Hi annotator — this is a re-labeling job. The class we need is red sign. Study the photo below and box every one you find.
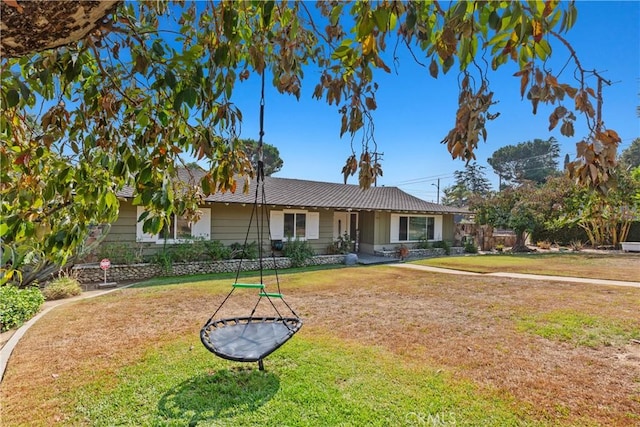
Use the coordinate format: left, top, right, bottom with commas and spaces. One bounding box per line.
100, 259, 111, 270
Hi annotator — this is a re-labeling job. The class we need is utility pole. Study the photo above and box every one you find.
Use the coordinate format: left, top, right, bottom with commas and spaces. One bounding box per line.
592, 70, 611, 133
432, 178, 440, 204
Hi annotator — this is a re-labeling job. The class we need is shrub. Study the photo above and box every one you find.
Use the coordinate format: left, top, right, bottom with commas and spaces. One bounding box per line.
431, 240, 451, 255
42, 275, 82, 300
531, 226, 588, 246
570, 240, 584, 252
0, 285, 45, 332
464, 241, 478, 254
283, 238, 315, 267
204, 240, 232, 260
415, 234, 431, 249
330, 233, 355, 254
96, 242, 143, 265
537, 241, 552, 250
171, 239, 208, 262
229, 241, 258, 259
151, 250, 173, 273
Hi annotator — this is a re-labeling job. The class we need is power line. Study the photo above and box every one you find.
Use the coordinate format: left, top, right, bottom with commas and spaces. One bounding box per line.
389, 173, 454, 186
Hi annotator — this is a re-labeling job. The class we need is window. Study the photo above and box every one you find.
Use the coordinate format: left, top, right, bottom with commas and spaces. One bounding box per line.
391, 214, 438, 242
408, 216, 428, 241
136, 206, 211, 243
284, 212, 306, 239
270, 210, 319, 240
159, 215, 197, 240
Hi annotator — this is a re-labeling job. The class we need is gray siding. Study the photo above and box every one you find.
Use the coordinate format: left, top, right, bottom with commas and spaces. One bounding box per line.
375, 212, 391, 247
102, 201, 457, 257
107, 201, 339, 256
442, 214, 454, 243
104, 202, 137, 243
210, 204, 257, 245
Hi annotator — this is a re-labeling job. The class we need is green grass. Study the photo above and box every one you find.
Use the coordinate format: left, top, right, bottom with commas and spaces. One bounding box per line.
413, 255, 531, 273
66, 335, 540, 426
516, 310, 640, 348
134, 263, 352, 288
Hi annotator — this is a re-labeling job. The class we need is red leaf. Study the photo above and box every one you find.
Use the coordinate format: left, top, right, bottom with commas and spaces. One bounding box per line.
14, 152, 29, 165
3, 0, 24, 13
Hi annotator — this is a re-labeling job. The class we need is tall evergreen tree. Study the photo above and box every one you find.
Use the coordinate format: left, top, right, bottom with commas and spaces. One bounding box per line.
442, 163, 492, 207
488, 138, 560, 187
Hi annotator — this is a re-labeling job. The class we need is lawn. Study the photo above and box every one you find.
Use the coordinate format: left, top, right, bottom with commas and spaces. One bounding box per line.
412, 252, 640, 282
1, 264, 639, 426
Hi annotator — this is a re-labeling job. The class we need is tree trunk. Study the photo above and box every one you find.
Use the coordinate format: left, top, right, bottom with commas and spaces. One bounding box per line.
1, 1, 120, 58
511, 230, 531, 252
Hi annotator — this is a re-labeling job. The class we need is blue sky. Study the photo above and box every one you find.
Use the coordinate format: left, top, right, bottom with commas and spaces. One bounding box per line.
195, 1, 640, 201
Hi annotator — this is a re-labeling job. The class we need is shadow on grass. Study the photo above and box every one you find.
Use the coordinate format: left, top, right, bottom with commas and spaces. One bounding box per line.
157, 368, 280, 425
133, 263, 352, 288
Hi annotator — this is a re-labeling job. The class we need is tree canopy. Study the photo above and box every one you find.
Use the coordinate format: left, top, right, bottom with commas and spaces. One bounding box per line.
442, 162, 492, 208
487, 137, 560, 187
241, 139, 283, 176
619, 138, 640, 170
0, 1, 623, 283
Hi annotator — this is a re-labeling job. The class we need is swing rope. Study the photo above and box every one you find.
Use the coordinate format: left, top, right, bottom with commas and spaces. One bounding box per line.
200, 70, 302, 369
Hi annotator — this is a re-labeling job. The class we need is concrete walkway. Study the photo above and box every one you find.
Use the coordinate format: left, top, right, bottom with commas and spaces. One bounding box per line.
0, 284, 135, 383
391, 263, 640, 288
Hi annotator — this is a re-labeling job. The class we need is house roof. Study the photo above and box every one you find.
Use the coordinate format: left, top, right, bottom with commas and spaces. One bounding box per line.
119, 169, 468, 215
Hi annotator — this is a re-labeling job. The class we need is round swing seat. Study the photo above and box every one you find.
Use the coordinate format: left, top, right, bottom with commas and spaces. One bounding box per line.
200, 316, 303, 363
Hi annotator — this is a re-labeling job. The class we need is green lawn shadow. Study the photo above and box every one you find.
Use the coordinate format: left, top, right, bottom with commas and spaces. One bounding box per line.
157, 368, 280, 424
133, 263, 352, 288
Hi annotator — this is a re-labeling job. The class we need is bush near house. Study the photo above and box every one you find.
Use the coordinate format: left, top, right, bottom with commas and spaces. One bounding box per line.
203, 240, 232, 260
431, 240, 451, 255
282, 238, 315, 267
327, 233, 355, 254
530, 225, 588, 247
95, 242, 144, 265
0, 285, 45, 332
228, 241, 258, 259
464, 241, 478, 253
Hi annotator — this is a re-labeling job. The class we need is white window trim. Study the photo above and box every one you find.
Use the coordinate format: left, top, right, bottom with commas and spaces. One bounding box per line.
270, 209, 320, 241
390, 214, 442, 243
284, 209, 308, 241
136, 207, 211, 244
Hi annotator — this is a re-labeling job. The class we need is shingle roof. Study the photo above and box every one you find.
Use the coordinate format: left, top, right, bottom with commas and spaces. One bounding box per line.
118, 169, 468, 214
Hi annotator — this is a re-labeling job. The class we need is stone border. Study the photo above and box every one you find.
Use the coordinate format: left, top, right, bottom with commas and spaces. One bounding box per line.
374, 247, 465, 258
72, 255, 347, 285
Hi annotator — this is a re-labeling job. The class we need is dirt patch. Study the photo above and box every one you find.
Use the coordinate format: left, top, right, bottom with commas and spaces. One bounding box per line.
289, 268, 640, 425
1, 267, 639, 425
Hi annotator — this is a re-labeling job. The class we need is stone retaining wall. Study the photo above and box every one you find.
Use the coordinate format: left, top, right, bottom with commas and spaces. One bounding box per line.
374, 247, 465, 258
73, 255, 346, 284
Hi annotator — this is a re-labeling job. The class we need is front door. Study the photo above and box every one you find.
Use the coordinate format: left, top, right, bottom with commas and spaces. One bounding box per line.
333, 212, 359, 247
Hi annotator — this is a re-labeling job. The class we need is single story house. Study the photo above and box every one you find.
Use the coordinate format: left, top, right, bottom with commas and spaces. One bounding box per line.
104, 171, 469, 257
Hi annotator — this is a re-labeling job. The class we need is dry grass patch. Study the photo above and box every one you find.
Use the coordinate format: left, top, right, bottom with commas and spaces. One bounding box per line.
1, 266, 639, 425
414, 253, 640, 281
